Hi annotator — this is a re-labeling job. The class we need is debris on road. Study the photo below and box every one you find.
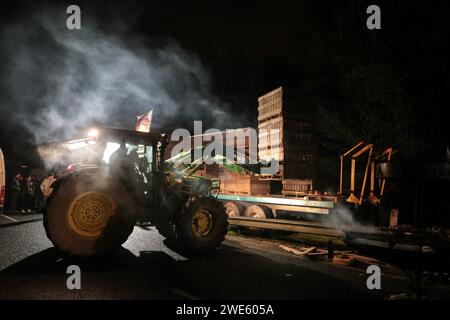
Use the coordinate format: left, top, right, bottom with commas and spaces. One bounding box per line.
279, 244, 317, 256
278, 243, 383, 268
386, 292, 421, 300
332, 253, 383, 266
332, 254, 356, 266
279, 244, 350, 258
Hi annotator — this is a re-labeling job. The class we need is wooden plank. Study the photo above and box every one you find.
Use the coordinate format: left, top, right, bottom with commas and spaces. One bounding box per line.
278, 246, 354, 258
279, 244, 304, 255
352, 254, 383, 265
279, 244, 317, 256
301, 246, 317, 255
332, 253, 383, 266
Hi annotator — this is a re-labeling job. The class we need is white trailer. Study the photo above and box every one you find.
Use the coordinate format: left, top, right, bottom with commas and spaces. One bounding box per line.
217, 192, 342, 236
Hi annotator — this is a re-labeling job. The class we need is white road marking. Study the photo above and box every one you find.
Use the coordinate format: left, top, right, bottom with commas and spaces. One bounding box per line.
162, 248, 188, 262
123, 226, 188, 261
0, 214, 18, 222
170, 288, 201, 300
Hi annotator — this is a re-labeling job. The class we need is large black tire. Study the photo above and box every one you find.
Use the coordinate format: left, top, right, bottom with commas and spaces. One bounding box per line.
241, 204, 274, 236
178, 197, 228, 253
44, 173, 137, 257
224, 201, 245, 217
244, 204, 274, 219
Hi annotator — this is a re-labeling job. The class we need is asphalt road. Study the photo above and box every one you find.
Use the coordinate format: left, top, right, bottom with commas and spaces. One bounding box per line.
0, 219, 410, 300
0, 212, 43, 226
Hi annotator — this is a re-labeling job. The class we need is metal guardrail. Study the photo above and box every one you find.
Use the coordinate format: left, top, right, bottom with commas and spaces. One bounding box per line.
228, 216, 344, 237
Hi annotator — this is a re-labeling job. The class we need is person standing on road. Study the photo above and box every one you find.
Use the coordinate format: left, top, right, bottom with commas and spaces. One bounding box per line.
31, 175, 40, 211
9, 173, 22, 212
40, 173, 55, 208
19, 175, 28, 214
25, 176, 36, 213
35, 175, 44, 212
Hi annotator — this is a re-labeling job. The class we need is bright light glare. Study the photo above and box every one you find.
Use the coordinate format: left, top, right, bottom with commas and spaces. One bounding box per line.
103, 142, 121, 164
64, 141, 89, 150
87, 128, 99, 138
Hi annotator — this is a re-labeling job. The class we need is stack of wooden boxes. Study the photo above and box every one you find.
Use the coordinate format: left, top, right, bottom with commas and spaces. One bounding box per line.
257, 86, 317, 191
282, 179, 314, 196
219, 168, 270, 195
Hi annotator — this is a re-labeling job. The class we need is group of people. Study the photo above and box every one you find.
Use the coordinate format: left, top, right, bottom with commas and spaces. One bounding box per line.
9, 172, 55, 214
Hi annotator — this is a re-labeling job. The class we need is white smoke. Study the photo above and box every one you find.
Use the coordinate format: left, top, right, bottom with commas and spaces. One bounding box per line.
0, 8, 240, 145
325, 203, 377, 233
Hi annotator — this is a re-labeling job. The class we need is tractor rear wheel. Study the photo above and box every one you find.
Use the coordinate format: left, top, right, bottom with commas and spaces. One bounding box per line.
178, 197, 228, 253
44, 174, 137, 257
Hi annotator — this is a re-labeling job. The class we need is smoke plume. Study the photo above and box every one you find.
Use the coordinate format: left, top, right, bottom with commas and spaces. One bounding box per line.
325, 203, 377, 234
0, 6, 239, 148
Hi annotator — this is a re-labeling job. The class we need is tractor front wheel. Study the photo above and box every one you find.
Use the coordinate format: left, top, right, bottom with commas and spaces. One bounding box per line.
178, 197, 228, 253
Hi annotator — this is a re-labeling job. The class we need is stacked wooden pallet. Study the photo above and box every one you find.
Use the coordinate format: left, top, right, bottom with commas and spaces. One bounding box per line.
257, 86, 318, 183
258, 87, 284, 180
282, 179, 313, 196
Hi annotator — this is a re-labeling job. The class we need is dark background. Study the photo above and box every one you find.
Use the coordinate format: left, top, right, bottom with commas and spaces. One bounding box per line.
1, 1, 449, 175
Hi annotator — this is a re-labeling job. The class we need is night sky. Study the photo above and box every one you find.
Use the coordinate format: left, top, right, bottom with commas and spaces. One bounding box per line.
1, 0, 449, 166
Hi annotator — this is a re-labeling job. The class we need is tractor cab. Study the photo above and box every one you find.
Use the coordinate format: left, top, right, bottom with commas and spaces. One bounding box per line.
63, 126, 168, 173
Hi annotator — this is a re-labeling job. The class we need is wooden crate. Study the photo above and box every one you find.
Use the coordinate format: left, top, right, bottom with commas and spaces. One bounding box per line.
282, 179, 313, 196
219, 170, 270, 195
256, 86, 318, 181
257, 87, 283, 122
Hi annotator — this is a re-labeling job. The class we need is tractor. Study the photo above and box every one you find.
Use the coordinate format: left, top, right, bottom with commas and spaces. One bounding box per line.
43, 127, 228, 257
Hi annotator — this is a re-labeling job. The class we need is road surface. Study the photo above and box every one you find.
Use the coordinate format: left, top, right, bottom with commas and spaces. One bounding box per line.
0, 217, 422, 300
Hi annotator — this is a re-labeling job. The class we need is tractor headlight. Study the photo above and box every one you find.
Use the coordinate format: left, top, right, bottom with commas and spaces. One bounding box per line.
87, 128, 99, 138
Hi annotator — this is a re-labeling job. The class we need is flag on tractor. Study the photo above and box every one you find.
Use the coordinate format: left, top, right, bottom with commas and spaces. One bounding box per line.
135, 110, 153, 133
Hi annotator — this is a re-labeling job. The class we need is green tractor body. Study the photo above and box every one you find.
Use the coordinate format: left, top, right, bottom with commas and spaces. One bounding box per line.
44, 127, 228, 257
